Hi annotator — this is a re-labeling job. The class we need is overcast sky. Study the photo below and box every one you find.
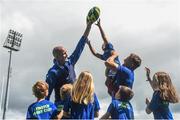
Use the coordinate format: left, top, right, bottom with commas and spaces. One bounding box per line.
0, 0, 180, 119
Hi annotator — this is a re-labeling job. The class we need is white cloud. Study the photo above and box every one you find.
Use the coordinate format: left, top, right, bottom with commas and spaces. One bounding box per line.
0, 110, 25, 119
0, 0, 180, 119
2, 12, 34, 34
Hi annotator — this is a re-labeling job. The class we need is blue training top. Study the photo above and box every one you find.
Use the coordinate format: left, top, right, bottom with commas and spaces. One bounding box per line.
101, 42, 120, 64
45, 36, 87, 103
63, 94, 100, 119
107, 99, 134, 119
55, 95, 71, 112
148, 91, 173, 119
101, 42, 120, 78
26, 100, 58, 119
93, 93, 100, 112
110, 65, 134, 95
70, 101, 94, 119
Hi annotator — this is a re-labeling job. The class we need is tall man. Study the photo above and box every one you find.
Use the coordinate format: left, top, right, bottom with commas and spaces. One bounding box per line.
45, 22, 92, 105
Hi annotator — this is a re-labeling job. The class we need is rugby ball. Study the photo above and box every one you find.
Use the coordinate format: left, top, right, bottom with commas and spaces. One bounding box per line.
86, 6, 100, 23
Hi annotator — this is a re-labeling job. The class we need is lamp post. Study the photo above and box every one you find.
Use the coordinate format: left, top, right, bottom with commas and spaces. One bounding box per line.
2, 29, 23, 119
0, 77, 5, 113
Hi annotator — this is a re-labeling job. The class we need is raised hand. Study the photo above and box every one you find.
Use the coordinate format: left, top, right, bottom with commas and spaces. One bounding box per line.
145, 67, 151, 81
95, 18, 101, 27
145, 98, 150, 105
87, 20, 93, 27
107, 51, 118, 62
87, 39, 91, 46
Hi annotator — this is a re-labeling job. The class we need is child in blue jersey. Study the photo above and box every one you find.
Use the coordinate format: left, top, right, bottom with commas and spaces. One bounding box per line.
55, 84, 72, 119
145, 67, 179, 119
101, 85, 134, 119
56, 83, 100, 119
105, 51, 141, 96
87, 19, 120, 95
63, 71, 100, 119
26, 81, 62, 119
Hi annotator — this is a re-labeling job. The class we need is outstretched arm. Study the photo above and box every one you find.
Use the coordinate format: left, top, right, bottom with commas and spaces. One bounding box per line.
45, 72, 56, 100
87, 40, 103, 59
69, 22, 93, 66
145, 67, 155, 91
83, 22, 93, 38
96, 19, 109, 44
104, 51, 119, 71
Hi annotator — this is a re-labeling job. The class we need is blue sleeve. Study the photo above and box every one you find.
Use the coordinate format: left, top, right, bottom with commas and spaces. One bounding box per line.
26, 107, 32, 119
51, 104, 59, 119
45, 71, 57, 100
94, 94, 100, 111
104, 43, 114, 51
148, 92, 159, 111
116, 65, 134, 88
99, 55, 105, 61
117, 65, 131, 74
69, 36, 87, 66
107, 102, 115, 114
63, 100, 71, 113
90, 103, 95, 119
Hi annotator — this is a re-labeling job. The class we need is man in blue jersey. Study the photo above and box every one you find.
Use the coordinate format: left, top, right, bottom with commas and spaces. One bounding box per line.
101, 86, 134, 119
105, 51, 141, 96
45, 22, 92, 104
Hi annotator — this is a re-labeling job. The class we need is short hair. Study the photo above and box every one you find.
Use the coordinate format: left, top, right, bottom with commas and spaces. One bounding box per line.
119, 86, 134, 101
60, 84, 73, 101
130, 53, 141, 69
52, 46, 64, 58
32, 80, 49, 99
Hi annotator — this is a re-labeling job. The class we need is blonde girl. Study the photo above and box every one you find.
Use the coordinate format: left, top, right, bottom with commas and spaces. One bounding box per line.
63, 71, 100, 119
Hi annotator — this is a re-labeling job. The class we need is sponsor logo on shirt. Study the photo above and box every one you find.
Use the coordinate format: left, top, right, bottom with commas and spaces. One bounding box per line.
33, 104, 52, 115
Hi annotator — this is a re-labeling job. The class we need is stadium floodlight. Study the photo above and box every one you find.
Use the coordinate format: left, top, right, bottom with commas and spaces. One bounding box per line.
2, 29, 23, 119
3, 29, 23, 51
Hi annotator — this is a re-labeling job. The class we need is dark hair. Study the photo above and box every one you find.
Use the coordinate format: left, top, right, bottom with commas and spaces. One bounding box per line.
119, 86, 134, 101
130, 53, 141, 69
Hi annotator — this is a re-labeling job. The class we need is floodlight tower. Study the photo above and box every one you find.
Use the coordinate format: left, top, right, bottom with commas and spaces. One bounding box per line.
2, 29, 23, 119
